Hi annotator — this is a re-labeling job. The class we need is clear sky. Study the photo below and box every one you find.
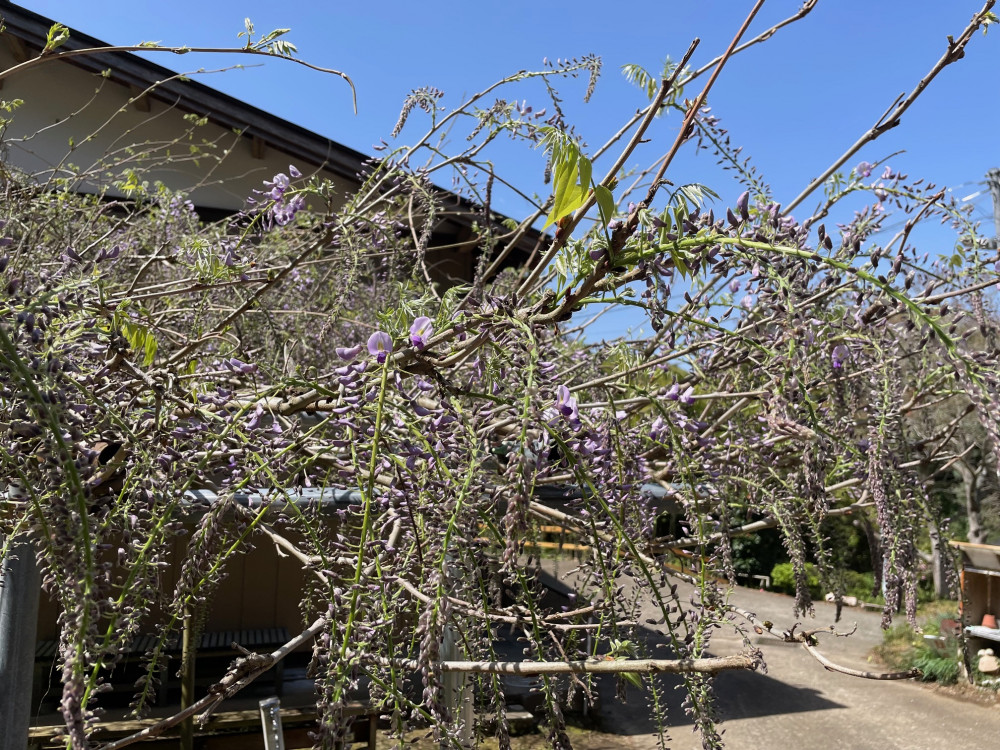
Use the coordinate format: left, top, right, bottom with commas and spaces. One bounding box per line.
9, 1, 1000, 338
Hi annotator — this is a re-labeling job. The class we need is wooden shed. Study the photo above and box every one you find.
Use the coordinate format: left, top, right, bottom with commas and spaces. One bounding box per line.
951, 541, 1000, 648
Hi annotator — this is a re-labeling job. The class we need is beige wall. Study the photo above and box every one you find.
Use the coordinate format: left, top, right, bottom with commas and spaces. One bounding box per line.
0, 39, 356, 212
36, 524, 315, 643
0, 37, 533, 288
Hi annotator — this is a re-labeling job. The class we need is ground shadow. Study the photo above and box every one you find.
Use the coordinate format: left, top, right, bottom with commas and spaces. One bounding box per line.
521, 566, 846, 737
594, 664, 844, 738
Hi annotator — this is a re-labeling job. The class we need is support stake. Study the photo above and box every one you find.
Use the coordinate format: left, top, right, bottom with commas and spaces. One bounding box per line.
260, 696, 286, 750
0, 537, 41, 750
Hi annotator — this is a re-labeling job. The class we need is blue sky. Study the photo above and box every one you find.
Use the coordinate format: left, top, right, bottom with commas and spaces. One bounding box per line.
10, 1, 1000, 338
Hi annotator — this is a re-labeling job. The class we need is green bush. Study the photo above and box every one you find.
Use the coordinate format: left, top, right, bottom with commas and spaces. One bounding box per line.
838, 570, 878, 601
771, 566, 932, 606
769, 562, 822, 599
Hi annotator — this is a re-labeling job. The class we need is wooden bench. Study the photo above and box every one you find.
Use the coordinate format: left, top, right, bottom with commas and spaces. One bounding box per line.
28, 702, 378, 750
528, 525, 590, 557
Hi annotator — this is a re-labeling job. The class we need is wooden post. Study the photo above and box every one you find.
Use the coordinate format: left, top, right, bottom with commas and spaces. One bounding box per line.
180, 609, 196, 750
441, 625, 473, 747
0, 538, 41, 750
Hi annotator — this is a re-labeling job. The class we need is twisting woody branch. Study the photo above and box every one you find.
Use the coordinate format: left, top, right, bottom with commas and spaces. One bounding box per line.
0, 2, 999, 749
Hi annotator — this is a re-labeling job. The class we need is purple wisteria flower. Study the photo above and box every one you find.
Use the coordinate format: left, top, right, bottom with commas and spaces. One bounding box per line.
336, 345, 362, 362
259, 166, 306, 226
409, 316, 434, 350
222, 357, 258, 375
649, 416, 667, 441
736, 190, 750, 222
265, 172, 290, 201
271, 194, 306, 226
679, 386, 696, 405
554, 385, 580, 428
831, 344, 850, 369
367, 331, 393, 363
856, 161, 873, 178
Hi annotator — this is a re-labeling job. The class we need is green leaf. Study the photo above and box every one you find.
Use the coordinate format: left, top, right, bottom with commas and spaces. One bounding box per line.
577, 155, 592, 195
267, 40, 298, 56
261, 28, 292, 43
543, 153, 591, 230
984, 11, 998, 35
594, 185, 616, 228
144, 331, 158, 366
43, 23, 70, 54
621, 669, 644, 689
668, 246, 689, 279
113, 306, 158, 367
621, 63, 656, 101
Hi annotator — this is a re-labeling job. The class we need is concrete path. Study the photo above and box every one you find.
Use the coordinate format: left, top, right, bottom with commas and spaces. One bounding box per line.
592, 584, 1000, 749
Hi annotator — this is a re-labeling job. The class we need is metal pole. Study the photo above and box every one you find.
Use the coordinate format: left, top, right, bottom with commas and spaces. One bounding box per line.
0, 537, 41, 750
987, 168, 1000, 249
259, 696, 286, 750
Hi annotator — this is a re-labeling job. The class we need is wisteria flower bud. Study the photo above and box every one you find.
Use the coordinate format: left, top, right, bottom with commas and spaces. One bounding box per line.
736, 191, 750, 222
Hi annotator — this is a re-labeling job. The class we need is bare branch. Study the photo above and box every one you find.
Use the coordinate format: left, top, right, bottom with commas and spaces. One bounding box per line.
800, 640, 920, 681
377, 653, 760, 676
785, 0, 996, 214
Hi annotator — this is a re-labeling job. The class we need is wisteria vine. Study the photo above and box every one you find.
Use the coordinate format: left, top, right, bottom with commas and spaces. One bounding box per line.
1, 3, 999, 750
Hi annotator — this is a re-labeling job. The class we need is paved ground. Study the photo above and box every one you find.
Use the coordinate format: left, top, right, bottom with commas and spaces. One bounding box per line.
591, 582, 1000, 749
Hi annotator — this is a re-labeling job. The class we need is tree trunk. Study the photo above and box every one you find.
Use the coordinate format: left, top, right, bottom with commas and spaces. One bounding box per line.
925, 518, 950, 599
956, 459, 987, 544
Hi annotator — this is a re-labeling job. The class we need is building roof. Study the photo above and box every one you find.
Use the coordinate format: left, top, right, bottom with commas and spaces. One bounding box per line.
0, 3, 544, 268
1, 3, 369, 184
951, 541, 1000, 574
